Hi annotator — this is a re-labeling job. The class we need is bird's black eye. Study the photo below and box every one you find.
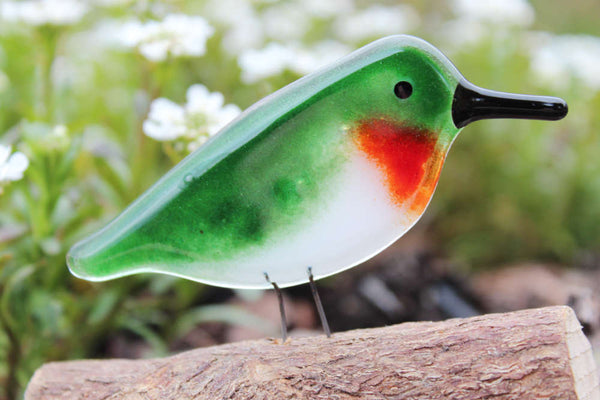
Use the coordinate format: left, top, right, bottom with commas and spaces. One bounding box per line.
394, 81, 413, 99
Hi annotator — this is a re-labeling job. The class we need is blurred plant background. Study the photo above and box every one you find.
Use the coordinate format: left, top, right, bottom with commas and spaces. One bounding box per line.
0, 0, 599, 398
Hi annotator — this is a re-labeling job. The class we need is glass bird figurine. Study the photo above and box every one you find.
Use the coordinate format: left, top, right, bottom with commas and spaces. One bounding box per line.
68, 35, 567, 337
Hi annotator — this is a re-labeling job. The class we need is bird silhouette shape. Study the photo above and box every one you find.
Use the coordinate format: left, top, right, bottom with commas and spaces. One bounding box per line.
67, 36, 567, 331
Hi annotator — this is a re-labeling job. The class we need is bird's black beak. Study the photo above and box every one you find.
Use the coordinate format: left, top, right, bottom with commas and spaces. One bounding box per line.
452, 79, 568, 129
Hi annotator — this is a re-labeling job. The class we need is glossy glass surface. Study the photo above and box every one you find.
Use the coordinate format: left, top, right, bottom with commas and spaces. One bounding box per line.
67, 35, 567, 288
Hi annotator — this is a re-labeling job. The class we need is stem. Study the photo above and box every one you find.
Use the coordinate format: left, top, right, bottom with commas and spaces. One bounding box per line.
77, 279, 140, 355
162, 143, 182, 165
0, 286, 21, 400
36, 27, 59, 120
131, 58, 163, 198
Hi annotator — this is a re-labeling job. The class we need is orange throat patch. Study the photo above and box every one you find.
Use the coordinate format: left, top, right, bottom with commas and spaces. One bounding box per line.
353, 119, 446, 213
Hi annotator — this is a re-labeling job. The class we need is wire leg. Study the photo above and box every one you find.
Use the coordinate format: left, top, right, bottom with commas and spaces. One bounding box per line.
264, 272, 288, 342
308, 267, 331, 338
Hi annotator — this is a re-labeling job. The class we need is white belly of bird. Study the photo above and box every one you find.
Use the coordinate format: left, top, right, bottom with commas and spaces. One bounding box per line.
189, 152, 422, 289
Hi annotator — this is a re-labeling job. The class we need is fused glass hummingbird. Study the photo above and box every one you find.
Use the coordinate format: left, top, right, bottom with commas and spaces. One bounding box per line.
68, 35, 567, 337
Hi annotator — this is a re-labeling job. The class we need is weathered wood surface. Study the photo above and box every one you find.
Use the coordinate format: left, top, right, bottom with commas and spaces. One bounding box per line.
26, 306, 599, 399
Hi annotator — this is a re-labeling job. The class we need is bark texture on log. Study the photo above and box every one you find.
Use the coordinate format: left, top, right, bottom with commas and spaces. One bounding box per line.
26, 306, 599, 400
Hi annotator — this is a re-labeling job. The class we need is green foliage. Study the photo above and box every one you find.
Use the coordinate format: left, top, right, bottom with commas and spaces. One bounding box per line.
0, 1, 598, 398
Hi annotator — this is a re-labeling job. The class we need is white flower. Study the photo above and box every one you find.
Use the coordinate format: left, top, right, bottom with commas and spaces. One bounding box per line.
292, 41, 352, 75
451, 0, 535, 27
0, 145, 29, 185
302, 0, 355, 18
203, 0, 255, 26
0, 0, 88, 26
88, 0, 133, 7
261, 3, 310, 42
238, 43, 296, 84
221, 15, 265, 57
143, 85, 241, 151
115, 14, 214, 62
203, 0, 264, 56
440, 0, 535, 52
143, 99, 186, 141
438, 19, 488, 51
238, 41, 351, 84
529, 34, 600, 92
185, 85, 241, 137
20, 121, 71, 152
333, 5, 420, 43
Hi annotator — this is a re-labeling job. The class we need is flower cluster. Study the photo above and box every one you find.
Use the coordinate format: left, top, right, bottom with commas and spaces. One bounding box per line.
202, 0, 263, 55
238, 41, 351, 84
90, 0, 133, 7
529, 34, 600, 93
204, 0, 418, 57
143, 84, 241, 152
451, 0, 535, 26
207, 1, 420, 83
333, 5, 420, 43
116, 14, 214, 62
0, 0, 88, 26
0, 145, 28, 191
440, 0, 535, 51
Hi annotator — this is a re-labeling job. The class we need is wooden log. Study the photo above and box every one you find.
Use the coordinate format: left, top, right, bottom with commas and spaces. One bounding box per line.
26, 306, 599, 399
